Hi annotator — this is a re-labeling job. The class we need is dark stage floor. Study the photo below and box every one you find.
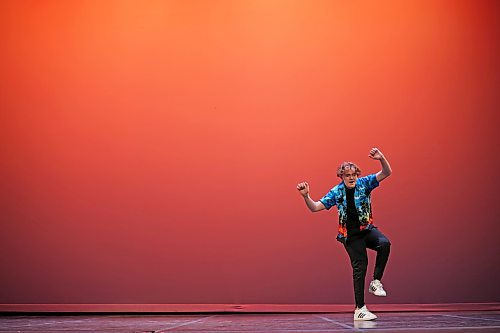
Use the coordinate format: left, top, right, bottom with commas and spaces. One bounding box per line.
1, 311, 500, 332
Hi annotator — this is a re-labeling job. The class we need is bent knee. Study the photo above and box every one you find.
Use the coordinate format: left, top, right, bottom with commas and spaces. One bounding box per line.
377, 240, 391, 250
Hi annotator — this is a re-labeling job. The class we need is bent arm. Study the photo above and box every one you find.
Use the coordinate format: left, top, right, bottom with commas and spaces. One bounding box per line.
376, 154, 392, 182
303, 194, 326, 212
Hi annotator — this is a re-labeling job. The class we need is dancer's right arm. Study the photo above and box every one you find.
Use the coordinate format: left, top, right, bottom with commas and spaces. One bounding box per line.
296, 182, 326, 212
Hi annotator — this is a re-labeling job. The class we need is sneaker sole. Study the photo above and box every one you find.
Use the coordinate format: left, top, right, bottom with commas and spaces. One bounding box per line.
354, 316, 377, 321
369, 289, 387, 297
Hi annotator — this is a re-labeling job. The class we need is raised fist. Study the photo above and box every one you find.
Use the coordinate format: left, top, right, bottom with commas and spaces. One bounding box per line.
296, 182, 310, 197
368, 147, 384, 160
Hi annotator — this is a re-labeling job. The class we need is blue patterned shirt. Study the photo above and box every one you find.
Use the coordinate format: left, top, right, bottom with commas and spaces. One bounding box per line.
319, 174, 380, 243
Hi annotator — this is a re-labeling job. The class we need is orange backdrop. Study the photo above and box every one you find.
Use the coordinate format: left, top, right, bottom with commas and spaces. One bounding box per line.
1, 0, 499, 305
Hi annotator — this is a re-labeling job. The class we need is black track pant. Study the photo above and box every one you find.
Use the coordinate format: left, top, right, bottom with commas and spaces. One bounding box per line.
344, 227, 391, 309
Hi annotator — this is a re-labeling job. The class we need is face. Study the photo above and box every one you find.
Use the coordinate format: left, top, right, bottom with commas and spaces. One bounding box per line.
342, 167, 358, 189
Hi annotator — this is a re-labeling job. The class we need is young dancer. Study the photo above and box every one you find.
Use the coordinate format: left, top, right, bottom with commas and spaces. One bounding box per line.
297, 148, 392, 320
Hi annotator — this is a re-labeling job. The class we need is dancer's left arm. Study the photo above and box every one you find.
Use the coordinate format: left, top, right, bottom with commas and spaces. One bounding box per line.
369, 147, 392, 182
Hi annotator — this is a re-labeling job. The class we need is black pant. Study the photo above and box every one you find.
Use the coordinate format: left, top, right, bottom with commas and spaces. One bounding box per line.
344, 227, 391, 309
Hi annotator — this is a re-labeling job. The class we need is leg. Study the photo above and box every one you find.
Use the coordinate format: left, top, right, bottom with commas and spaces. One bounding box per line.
344, 237, 368, 308
365, 228, 391, 281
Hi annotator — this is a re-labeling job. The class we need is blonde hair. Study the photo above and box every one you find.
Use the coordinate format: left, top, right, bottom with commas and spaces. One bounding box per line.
336, 162, 361, 179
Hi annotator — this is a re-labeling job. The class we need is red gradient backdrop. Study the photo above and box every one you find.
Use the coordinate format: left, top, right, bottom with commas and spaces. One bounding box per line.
1, 0, 499, 306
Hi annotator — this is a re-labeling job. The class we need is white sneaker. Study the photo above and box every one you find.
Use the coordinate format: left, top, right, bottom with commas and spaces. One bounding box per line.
354, 305, 377, 321
369, 279, 387, 297
354, 321, 378, 329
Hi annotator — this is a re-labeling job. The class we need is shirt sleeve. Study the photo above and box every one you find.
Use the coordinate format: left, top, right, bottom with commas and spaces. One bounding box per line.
360, 173, 380, 192
319, 188, 337, 210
